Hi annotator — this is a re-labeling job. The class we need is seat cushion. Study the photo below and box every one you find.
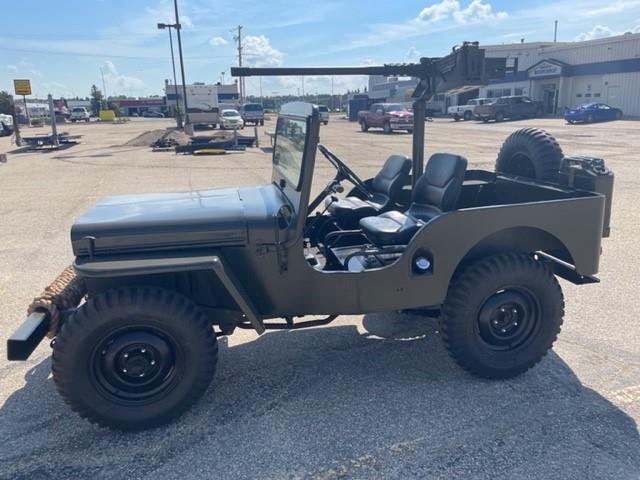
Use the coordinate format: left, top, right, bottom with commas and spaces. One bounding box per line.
328, 192, 388, 223
359, 211, 423, 246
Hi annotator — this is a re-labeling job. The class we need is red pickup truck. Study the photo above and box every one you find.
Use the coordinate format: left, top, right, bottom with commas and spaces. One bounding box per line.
358, 103, 414, 134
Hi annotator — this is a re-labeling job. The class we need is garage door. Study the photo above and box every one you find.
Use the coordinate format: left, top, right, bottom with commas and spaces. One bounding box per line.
607, 85, 621, 107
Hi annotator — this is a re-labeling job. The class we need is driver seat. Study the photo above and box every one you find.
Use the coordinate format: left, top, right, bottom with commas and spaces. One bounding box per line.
359, 153, 467, 246
327, 155, 411, 225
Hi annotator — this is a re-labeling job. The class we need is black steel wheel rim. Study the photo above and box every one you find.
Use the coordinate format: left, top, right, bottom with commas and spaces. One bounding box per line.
476, 288, 540, 351
91, 326, 182, 404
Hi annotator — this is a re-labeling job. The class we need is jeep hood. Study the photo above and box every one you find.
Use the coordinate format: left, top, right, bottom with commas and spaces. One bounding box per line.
71, 187, 274, 256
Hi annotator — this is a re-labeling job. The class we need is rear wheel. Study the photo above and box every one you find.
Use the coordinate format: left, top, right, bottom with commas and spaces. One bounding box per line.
495, 127, 563, 182
440, 254, 564, 379
52, 286, 218, 430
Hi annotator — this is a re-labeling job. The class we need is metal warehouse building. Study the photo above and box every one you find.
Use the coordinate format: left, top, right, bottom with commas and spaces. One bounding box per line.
480, 33, 640, 116
364, 33, 640, 117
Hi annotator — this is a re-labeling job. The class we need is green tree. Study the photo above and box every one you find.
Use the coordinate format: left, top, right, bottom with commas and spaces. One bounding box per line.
0, 91, 12, 115
108, 100, 122, 117
90, 85, 103, 115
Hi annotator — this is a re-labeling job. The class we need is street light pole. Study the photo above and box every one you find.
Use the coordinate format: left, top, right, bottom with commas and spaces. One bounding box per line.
158, 23, 183, 128
173, 0, 190, 132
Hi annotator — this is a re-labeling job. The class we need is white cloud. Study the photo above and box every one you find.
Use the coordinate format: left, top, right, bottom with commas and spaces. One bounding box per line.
417, 0, 507, 24
7, 64, 18, 72
574, 25, 614, 41
405, 46, 421, 63
180, 15, 193, 28
243, 35, 284, 67
209, 36, 227, 46
101, 61, 145, 94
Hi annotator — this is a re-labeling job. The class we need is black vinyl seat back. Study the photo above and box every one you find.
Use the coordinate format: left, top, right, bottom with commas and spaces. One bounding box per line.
408, 153, 468, 222
370, 154, 412, 200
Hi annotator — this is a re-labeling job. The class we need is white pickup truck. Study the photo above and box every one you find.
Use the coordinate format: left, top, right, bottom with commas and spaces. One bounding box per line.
0, 113, 14, 136
447, 98, 493, 121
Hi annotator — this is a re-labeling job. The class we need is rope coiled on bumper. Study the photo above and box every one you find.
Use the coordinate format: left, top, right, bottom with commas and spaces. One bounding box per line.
27, 266, 87, 338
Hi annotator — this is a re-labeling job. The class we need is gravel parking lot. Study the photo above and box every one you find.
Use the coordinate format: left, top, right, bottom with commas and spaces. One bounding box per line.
0, 116, 639, 479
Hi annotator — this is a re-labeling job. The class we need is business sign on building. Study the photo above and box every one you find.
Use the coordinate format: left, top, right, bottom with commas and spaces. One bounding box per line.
13, 79, 31, 96
528, 61, 563, 79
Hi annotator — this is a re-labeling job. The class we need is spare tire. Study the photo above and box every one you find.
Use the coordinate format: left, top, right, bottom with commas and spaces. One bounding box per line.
495, 128, 563, 182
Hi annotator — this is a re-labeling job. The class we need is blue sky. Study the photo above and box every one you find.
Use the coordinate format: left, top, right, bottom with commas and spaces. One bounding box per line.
1, 0, 639, 98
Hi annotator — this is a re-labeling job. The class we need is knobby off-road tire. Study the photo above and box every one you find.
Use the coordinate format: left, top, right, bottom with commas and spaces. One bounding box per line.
495, 127, 563, 182
52, 287, 218, 430
440, 254, 564, 379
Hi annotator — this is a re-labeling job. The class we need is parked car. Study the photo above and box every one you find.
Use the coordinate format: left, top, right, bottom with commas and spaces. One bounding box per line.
358, 103, 413, 133
69, 107, 91, 122
564, 103, 623, 124
0, 113, 14, 136
220, 109, 244, 129
142, 111, 165, 118
447, 98, 493, 121
474, 96, 544, 122
318, 105, 330, 125
239, 103, 264, 126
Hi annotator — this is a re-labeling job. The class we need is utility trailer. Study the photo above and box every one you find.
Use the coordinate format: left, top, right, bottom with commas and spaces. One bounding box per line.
7, 42, 614, 430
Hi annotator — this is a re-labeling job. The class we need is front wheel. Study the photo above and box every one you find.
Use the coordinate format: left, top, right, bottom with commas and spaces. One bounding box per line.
360, 120, 368, 132
440, 253, 564, 379
463, 111, 472, 121
52, 287, 218, 430
383, 121, 392, 134
453, 115, 461, 122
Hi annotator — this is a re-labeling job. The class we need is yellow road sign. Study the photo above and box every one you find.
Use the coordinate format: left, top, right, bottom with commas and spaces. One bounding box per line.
13, 79, 31, 96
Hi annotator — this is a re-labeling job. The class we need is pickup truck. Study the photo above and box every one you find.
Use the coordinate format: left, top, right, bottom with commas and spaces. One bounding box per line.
474, 96, 544, 122
239, 103, 265, 126
70, 107, 91, 122
358, 103, 413, 134
0, 113, 14, 136
447, 98, 493, 121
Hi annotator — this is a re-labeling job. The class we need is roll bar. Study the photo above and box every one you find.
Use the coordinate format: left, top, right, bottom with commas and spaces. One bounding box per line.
231, 42, 515, 184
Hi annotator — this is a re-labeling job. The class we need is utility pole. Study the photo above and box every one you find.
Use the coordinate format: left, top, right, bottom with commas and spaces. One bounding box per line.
259, 76, 263, 104
553, 20, 558, 42
174, 0, 190, 131
234, 25, 244, 104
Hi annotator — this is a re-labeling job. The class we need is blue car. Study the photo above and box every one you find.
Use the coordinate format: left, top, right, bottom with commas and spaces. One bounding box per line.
564, 103, 623, 124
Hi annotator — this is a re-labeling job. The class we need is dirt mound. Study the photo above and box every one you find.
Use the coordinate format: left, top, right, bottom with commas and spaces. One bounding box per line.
124, 129, 191, 147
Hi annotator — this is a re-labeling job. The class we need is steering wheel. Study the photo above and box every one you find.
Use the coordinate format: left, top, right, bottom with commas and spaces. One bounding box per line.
317, 144, 372, 198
